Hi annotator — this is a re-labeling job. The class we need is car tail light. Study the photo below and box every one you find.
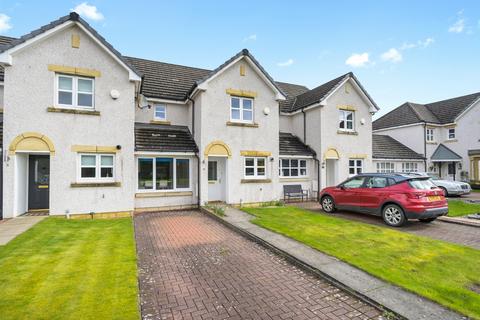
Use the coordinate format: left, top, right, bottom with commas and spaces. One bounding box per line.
407, 192, 426, 199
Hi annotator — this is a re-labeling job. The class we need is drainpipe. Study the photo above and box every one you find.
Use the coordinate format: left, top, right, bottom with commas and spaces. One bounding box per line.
302, 109, 307, 143
187, 96, 201, 208
302, 107, 320, 200
423, 121, 427, 171
314, 156, 320, 201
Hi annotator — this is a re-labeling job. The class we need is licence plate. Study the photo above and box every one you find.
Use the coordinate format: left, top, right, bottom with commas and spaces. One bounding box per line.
428, 196, 442, 201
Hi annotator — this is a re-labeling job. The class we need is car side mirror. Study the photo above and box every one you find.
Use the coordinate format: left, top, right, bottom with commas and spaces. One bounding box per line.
339, 185, 345, 190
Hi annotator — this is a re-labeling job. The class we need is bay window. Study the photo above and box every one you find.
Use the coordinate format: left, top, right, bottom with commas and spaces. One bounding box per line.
138, 157, 190, 191
279, 158, 307, 177
79, 154, 114, 181
401, 162, 418, 173
376, 162, 395, 173
244, 157, 266, 179
57, 74, 94, 109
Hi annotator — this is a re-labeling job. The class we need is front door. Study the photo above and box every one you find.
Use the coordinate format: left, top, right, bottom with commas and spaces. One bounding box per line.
208, 157, 226, 202
28, 155, 50, 210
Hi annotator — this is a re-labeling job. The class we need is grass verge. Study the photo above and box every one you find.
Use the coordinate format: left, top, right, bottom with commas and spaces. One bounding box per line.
0, 217, 139, 320
243, 206, 480, 319
448, 200, 480, 217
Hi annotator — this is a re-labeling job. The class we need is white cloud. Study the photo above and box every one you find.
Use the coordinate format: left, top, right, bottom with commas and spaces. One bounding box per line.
277, 58, 294, 67
0, 14, 12, 33
72, 2, 104, 21
421, 37, 435, 47
400, 37, 435, 50
243, 34, 257, 42
381, 48, 402, 63
449, 18, 465, 33
345, 53, 369, 67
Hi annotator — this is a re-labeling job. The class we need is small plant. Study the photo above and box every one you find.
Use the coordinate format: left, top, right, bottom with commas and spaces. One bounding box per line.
205, 204, 225, 217
261, 200, 285, 207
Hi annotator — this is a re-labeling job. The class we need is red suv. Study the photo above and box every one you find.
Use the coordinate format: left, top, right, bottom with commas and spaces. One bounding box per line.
319, 173, 448, 227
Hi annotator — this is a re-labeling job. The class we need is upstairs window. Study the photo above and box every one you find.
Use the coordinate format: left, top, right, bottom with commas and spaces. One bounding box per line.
339, 110, 354, 131
154, 104, 167, 121
57, 74, 94, 109
448, 128, 456, 140
231, 97, 253, 123
426, 128, 434, 142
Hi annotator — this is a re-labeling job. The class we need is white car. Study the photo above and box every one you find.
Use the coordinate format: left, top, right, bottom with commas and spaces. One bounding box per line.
412, 172, 471, 196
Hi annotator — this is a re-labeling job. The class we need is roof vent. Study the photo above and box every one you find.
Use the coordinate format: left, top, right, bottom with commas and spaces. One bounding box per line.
171, 78, 180, 82
152, 133, 161, 137
168, 134, 177, 138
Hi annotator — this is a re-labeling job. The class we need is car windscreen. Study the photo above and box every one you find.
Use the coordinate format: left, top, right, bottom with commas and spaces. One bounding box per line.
408, 178, 437, 190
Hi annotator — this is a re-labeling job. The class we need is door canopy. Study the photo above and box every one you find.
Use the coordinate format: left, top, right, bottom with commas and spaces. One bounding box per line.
324, 148, 339, 160
9, 132, 55, 155
204, 141, 231, 158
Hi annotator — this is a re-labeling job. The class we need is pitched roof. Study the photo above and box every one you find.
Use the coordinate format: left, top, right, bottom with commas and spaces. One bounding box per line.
0, 36, 15, 82
374, 92, 480, 130
276, 81, 310, 113
279, 132, 316, 156
0, 12, 141, 80
135, 122, 198, 153
125, 56, 210, 101
372, 134, 424, 160
431, 144, 462, 161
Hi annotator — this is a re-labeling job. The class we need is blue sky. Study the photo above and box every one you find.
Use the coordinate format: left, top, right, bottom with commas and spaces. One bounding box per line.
0, 1, 479, 117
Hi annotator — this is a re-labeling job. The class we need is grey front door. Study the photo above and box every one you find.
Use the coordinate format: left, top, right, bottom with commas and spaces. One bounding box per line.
28, 155, 50, 210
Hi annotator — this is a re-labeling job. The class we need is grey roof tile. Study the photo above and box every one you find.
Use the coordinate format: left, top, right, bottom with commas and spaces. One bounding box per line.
279, 132, 316, 156
431, 144, 462, 161
372, 134, 424, 160
135, 122, 198, 153
374, 92, 480, 130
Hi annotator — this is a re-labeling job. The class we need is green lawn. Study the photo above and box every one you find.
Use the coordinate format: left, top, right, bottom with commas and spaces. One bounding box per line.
448, 200, 480, 217
0, 218, 139, 320
243, 206, 480, 319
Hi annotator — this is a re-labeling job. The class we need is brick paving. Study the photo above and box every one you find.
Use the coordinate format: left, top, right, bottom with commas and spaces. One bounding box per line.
294, 202, 480, 249
134, 210, 382, 320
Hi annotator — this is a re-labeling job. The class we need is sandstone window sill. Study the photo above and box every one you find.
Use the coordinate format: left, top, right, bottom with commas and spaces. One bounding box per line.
150, 120, 171, 125
135, 191, 193, 198
71, 182, 121, 188
241, 179, 271, 184
48, 107, 100, 116
226, 121, 259, 128
337, 130, 358, 135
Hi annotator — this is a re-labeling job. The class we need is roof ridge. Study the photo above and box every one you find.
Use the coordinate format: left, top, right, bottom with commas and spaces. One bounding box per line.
424, 91, 480, 107
124, 56, 211, 72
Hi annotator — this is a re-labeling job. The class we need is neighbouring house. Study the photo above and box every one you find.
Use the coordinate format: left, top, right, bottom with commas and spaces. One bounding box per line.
0, 12, 379, 219
373, 93, 480, 183
372, 134, 425, 173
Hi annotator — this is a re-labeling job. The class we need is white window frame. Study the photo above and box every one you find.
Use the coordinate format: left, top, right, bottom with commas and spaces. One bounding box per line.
230, 96, 254, 123
426, 128, 434, 142
279, 158, 307, 177
77, 153, 115, 182
244, 157, 266, 179
56, 74, 95, 109
136, 157, 191, 192
447, 128, 456, 140
339, 110, 355, 132
376, 162, 395, 173
154, 104, 167, 121
348, 158, 363, 176
401, 162, 418, 173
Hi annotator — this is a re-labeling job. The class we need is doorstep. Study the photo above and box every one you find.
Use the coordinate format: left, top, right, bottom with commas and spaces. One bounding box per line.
202, 206, 466, 320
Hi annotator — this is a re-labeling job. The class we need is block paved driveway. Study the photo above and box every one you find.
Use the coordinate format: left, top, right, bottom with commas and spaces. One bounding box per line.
295, 202, 480, 249
134, 211, 381, 320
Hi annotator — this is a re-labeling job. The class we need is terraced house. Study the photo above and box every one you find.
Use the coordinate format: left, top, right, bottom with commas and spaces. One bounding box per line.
0, 13, 378, 219
373, 93, 480, 183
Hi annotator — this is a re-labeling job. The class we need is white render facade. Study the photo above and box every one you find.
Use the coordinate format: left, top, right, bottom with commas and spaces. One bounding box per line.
0, 13, 379, 218
373, 95, 480, 183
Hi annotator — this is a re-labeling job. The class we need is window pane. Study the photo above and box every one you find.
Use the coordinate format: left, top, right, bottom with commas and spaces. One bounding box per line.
101, 155, 113, 166
300, 160, 306, 168
356, 160, 362, 166
347, 121, 353, 129
208, 161, 217, 181
300, 168, 307, 175
231, 97, 240, 109
243, 99, 252, 110
101, 167, 113, 178
339, 120, 345, 129
59, 91, 73, 105
78, 78, 93, 92
282, 169, 290, 176
281, 159, 289, 167
81, 167, 96, 178
245, 158, 254, 166
176, 159, 190, 188
346, 112, 353, 120
155, 105, 166, 119
78, 93, 93, 107
343, 177, 365, 188
291, 159, 298, 167
243, 110, 253, 121
59, 76, 72, 90
231, 109, 240, 120
245, 167, 255, 176
291, 169, 298, 176
257, 158, 265, 167
349, 160, 355, 167
156, 158, 173, 190
81, 155, 96, 166
138, 158, 153, 190
257, 167, 265, 176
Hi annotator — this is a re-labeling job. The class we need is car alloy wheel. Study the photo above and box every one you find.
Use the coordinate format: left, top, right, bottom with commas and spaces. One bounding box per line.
439, 187, 448, 197
382, 204, 406, 227
321, 196, 335, 213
